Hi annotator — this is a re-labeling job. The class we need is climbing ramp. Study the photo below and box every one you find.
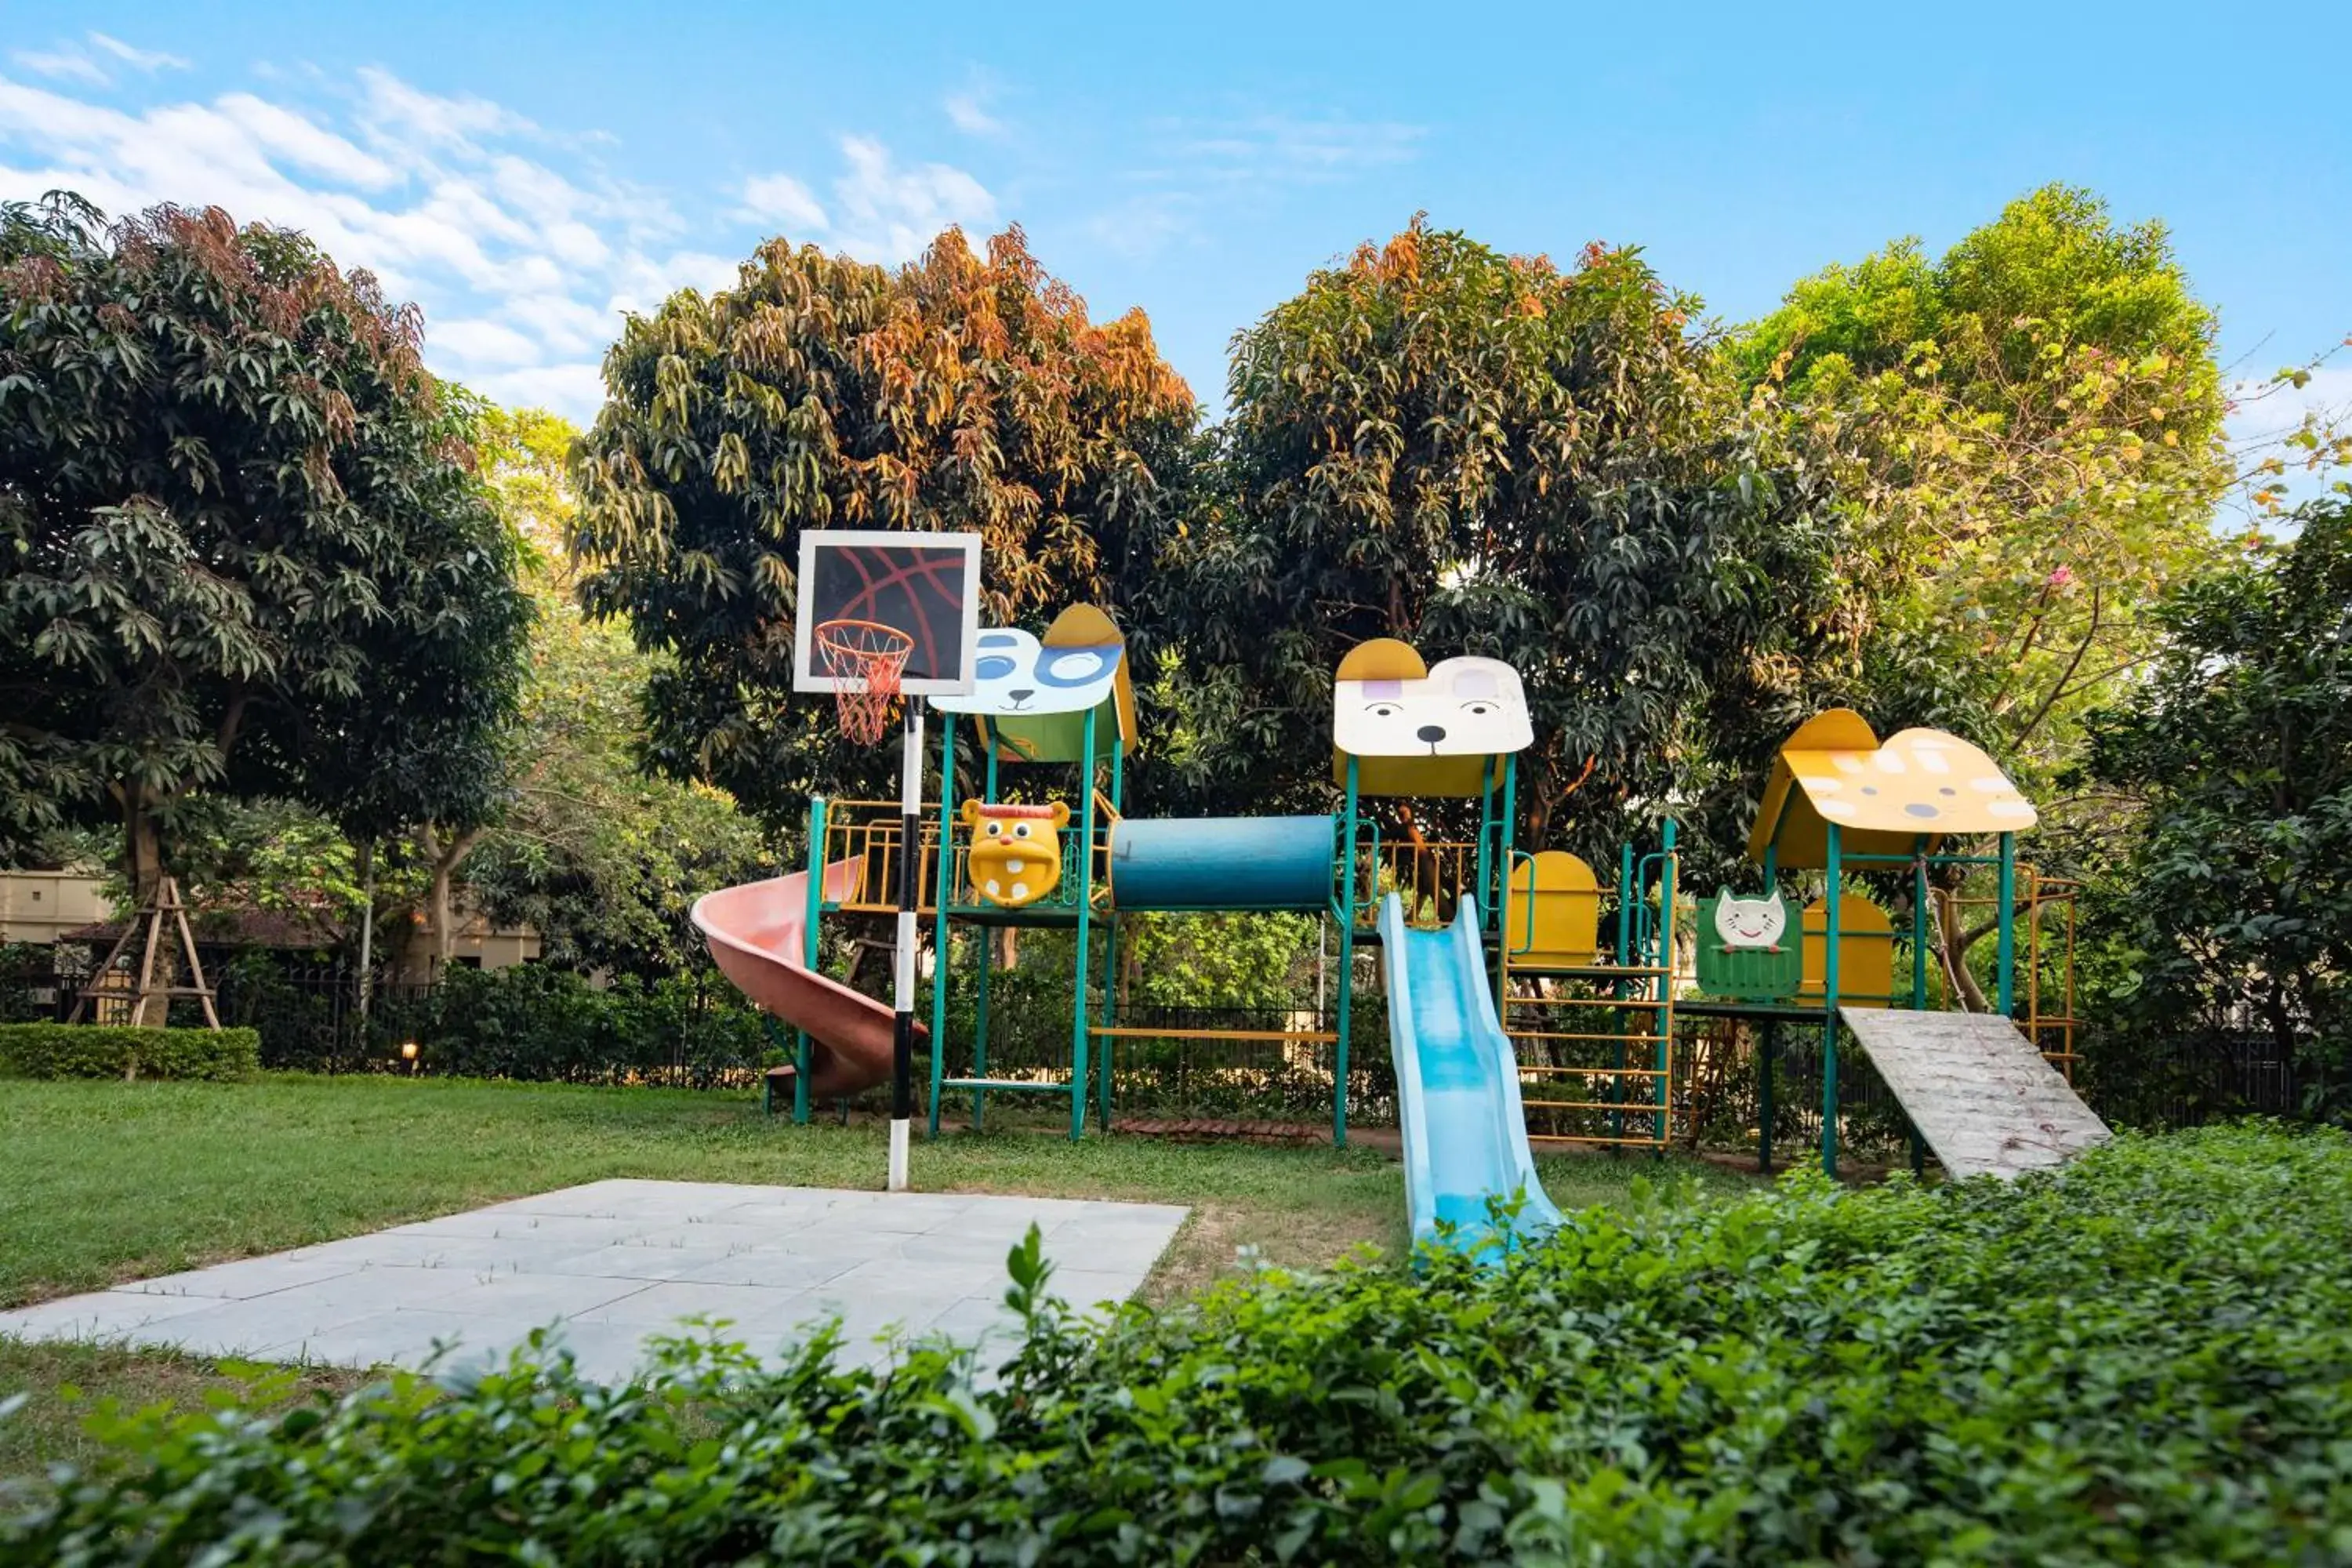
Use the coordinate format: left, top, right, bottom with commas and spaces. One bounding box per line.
1841, 1008, 2109, 1179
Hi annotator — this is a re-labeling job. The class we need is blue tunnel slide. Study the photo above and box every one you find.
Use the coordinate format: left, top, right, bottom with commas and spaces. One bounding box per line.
1378, 893, 1564, 1257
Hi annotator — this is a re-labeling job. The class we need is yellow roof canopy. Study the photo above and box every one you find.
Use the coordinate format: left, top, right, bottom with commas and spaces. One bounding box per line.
1747, 710, 2038, 868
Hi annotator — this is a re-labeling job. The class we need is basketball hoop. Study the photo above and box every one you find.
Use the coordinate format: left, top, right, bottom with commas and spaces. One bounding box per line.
815, 618, 913, 745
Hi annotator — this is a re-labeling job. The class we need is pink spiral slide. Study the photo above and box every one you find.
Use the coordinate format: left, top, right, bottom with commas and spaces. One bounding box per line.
690, 857, 914, 1099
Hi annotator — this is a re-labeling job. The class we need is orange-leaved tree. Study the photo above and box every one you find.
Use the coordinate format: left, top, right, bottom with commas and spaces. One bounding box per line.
569, 226, 1195, 824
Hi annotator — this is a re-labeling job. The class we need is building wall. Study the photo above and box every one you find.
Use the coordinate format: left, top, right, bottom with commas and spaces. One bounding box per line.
1, 871, 541, 973
0, 872, 113, 946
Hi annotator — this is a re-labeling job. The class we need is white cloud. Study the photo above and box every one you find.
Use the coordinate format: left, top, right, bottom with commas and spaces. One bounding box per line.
433, 317, 545, 368
944, 89, 1002, 138
213, 93, 397, 187
1165, 113, 1425, 181
740, 172, 828, 234
0, 66, 1011, 419
2229, 364, 2352, 442
356, 65, 534, 154
11, 48, 111, 86
88, 34, 191, 73
828, 134, 994, 263
468, 361, 606, 413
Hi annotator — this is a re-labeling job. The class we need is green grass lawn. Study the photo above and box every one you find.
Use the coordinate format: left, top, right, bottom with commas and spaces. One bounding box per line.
1, 1074, 1751, 1480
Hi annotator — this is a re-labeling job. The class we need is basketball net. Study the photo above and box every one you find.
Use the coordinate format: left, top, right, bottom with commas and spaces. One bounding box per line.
815, 618, 914, 746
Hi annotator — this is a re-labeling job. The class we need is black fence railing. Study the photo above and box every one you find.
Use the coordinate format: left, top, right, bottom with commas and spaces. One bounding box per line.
0, 941, 2328, 1134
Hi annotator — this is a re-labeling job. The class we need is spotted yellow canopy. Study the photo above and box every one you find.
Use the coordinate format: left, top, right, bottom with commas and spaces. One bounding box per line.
1747, 710, 2037, 868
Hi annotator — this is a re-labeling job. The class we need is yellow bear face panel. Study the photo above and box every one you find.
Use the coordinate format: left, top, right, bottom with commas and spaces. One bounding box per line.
963, 800, 1070, 909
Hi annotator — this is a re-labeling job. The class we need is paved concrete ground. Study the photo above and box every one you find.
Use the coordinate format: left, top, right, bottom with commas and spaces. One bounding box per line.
0, 1180, 1188, 1384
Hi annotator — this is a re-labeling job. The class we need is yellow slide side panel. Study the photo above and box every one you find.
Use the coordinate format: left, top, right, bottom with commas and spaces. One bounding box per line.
1798, 893, 1896, 1007
1506, 850, 1602, 967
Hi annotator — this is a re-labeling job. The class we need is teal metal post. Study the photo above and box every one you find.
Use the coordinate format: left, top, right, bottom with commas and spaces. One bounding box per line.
1497, 754, 1518, 921
1653, 817, 1676, 1147
795, 797, 829, 1126
1911, 848, 1930, 1009
927, 715, 956, 1137
1995, 831, 2016, 1016
1333, 757, 1360, 1149
971, 747, 997, 1130
1475, 761, 1496, 941
1907, 842, 1930, 1174
1098, 735, 1123, 1131
1068, 709, 1098, 1139
1822, 822, 1844, 1177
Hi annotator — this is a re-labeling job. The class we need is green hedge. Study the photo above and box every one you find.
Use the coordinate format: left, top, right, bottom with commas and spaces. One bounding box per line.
7, 1125, 2349, 1562
0, 1022, 260, 1081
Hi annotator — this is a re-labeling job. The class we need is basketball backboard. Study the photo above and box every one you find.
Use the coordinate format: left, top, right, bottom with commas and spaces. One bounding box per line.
793, 530, 982, 696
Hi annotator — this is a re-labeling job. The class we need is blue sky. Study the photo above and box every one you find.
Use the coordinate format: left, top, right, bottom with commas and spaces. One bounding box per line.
3, 2, 2345, 450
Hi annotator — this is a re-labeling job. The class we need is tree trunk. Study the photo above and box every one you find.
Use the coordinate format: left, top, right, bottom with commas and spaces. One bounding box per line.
415, 824, 483, 972
1933, 887, 1991, 1013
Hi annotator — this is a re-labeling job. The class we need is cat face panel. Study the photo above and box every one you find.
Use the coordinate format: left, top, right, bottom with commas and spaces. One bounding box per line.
1334, 655, 1533, 759
931, 627, 1123, 717
1714, 888, 1788, 949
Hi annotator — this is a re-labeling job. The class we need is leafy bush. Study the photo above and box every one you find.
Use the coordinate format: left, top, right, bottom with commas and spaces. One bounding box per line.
10, 1125, 2348, 1563
0, 1022, 259, 1081
406, 964, 771, 1087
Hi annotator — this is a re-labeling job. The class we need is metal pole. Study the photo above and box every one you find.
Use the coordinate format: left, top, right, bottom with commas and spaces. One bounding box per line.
1069, 708, 1097, 1139
1098, 734, 1123, 1131
1996, 831, 2016, 1016
1333, 757, 1359, 1149
797, 797, 826, 1126
1758, 1018, 1777, 1174
972, 747, 997, 1130
888, 710, 923, 1192
927, 712, 956, 1138
1654, 817, 1676, 1148
1822, 822, 1843, 1178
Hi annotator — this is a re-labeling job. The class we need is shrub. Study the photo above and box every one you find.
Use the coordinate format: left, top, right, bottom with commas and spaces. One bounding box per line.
0, 1022, 259, 1081
8, 1125, 2348, 1562
407, 965, 771, 1087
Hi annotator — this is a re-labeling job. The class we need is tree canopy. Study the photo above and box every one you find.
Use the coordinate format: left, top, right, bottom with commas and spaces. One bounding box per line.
1156, 220, 1841, 872
0, 195, 531, 899
2086, 499, 2352, 1115
463, 406, 768, 975
568, 225, 1196, 829
1733, 184, 2234, 796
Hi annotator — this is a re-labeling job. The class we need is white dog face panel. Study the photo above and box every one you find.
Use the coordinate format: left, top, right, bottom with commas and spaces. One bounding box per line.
1334, 655, 1533, 758
931, 626, 1123, 717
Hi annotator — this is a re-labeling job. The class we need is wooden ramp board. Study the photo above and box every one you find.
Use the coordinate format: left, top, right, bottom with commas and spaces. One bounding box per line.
1842, 1008, 2110, 1179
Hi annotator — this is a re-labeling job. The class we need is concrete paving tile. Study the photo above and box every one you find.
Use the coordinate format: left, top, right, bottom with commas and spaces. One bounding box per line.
617, 1220, 804, 1252
1041, 1269, 1153, 1310
515, 1243, 754, 1283
669, 1247, 869, 1290
0, 1289, 229, 1342
119, 1257, 363, 1300
568, 1279, 829, 1335
379, 1213, 662, 1247
412, 1272, 655, 1323
106, 1293, 392, 1359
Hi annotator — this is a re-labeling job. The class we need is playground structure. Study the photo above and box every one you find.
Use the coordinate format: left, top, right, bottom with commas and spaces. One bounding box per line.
695, 529, 2107, 1237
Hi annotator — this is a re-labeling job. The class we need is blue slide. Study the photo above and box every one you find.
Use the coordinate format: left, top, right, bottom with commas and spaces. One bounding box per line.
1378, 893, 1564, 1258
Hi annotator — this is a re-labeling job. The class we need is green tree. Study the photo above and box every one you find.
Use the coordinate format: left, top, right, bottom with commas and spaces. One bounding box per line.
568, 226, 1196, 829
464, 406, 769, 975
0, 196, 532, 914
1733, 185, 2234, 784
1160, 220, 1841, 877
2085, 499, 2352, 1121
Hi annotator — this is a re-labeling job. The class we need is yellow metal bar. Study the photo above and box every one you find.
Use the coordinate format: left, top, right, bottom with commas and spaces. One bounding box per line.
1086, 1026, 1337, 1043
